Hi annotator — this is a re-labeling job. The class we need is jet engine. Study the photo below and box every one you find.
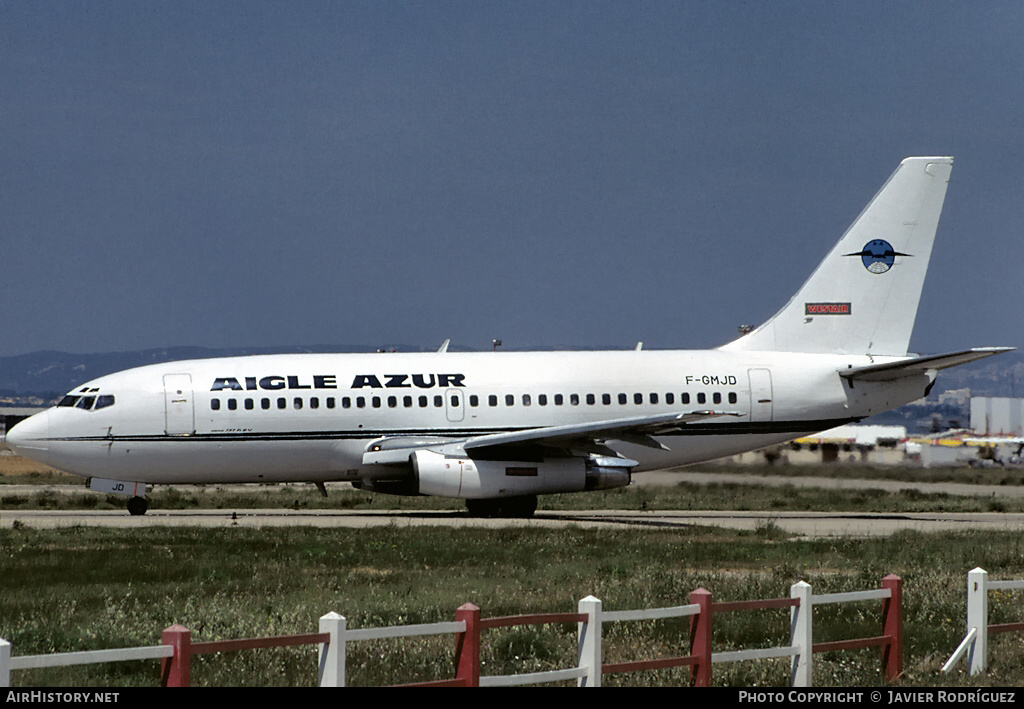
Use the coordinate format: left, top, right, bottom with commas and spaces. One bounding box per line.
410, 449, 633, 499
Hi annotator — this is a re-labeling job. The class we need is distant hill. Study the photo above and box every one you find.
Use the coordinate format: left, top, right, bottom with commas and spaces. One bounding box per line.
0, 345, 1020, 401
0, 345, 424, 398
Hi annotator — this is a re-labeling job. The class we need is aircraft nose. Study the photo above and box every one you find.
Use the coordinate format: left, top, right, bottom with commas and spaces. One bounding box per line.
5, 411, 51, 465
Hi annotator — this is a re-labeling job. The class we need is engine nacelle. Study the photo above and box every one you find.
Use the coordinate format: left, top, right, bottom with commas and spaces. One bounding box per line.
585, 456, 634, 491
411, 450, 632, 499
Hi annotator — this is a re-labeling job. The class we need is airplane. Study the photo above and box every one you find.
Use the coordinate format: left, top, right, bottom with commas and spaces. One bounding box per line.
5, 156, 1014, 517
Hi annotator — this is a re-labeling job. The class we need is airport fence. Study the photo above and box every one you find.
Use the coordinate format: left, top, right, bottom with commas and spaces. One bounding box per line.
0, 575, 902, 687
943, 567, 1024, 676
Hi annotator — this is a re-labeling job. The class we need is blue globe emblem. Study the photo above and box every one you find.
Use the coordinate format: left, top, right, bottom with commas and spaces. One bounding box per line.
844, 239, 910, 274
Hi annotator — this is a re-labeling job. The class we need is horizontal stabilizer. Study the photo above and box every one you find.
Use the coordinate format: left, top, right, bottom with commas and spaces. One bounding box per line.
839, 347, 1015, 382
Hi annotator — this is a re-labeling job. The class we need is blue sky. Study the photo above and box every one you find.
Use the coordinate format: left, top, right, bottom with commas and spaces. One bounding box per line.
2, 1, 1021, 357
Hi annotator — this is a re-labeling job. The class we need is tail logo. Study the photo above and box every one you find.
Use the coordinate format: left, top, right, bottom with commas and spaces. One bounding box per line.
844, 239, 911, 274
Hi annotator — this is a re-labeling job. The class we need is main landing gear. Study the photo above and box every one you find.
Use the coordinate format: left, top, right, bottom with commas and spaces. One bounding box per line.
465, 495, 538, 519
127, 496, 149, 516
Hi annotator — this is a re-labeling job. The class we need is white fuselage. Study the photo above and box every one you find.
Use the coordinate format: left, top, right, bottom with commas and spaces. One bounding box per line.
7, 348, 930, 487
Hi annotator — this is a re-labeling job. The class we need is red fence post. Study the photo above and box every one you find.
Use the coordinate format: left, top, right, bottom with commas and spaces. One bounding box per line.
689, 588, 713, 687
882, 575, 903, 681
161, 624, 192, 687
454, 603, 481, 687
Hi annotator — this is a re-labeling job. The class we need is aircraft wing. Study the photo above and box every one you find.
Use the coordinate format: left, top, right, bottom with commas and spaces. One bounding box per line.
839, 347, 1015, 382
362, 410, 742, 465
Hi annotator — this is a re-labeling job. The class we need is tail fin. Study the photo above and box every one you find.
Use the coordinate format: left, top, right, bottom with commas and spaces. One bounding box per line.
721, 157, 953, 356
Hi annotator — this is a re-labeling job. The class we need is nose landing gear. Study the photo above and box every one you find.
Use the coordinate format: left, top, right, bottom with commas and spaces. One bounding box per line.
127, 496, 149, 516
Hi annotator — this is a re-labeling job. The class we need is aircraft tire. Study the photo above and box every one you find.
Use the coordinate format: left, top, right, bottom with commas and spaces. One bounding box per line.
466, 496, 537, 518
465, 499, 500, 518
127, 496, 149, 516
502, 495, 537, 518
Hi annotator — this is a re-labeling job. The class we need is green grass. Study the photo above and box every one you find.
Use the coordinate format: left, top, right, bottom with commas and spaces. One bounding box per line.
2, 525, 1024, 687
701, 461, 1024, 487
4, 464, 1024, 686
3, 479, 1023, 514
5, 459, 1024, 515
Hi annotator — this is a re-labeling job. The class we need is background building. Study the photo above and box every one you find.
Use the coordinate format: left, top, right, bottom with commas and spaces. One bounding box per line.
971, 397, 1024, 436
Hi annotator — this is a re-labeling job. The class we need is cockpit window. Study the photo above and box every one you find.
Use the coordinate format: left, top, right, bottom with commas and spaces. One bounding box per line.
59, 392, 115, 411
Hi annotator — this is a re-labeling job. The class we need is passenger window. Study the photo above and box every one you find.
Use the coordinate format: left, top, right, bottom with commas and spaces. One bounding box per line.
211, 399, 221, 411
433, 395, 443, 407
554, 394, 564, 405
489, 395, 498, 407
666, 393, 674, 405
387, 396, 397, 408
262, 398, 271, 410
728, 392, 737, 404
523, 394, 531, 406
342, 397, 351, 409
469, 395, 479, 407
538, 394, 547, 406
405, 396, 414, 407
277, 398, 287, 409
228, 399, 238, 411
310, 397, 319, 409
713, 393, 722, 404
356, 397, 366, 409
570, 394, 579, 406
619, 393, 628, 405
602, 394, 611, 405
419, 396, 428, 407
505, 394, 514, 406
245, 398, 254, 410
327, 398, 336, 409
697, 393, 706, 404
650, 393, 658, 404
372, 397, 381, 408
681, 393, 690, 404
293, 398, 303, 410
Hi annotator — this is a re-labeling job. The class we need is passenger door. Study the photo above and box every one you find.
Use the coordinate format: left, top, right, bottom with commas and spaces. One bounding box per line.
747, 368, 773, 422
164, 373, 195, 435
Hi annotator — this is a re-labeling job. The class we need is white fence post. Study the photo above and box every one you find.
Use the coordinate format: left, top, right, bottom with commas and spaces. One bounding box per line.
577, 596, 602, 687
967, 568, 988, 675
319, 612, 346, 687
1, 638, 11, 687
790, 581, 812, 687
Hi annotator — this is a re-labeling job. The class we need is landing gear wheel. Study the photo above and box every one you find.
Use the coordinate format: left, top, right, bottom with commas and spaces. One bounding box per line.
502, 495, 537, 518
127, 496, 149, 516
465, 499, 500, 518
465, 495, 537, 518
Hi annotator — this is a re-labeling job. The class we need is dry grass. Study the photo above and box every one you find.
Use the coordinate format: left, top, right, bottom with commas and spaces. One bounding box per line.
0, 451, 63, 476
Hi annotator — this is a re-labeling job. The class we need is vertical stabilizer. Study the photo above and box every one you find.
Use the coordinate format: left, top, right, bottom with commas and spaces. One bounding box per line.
721, 157, 953, 356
